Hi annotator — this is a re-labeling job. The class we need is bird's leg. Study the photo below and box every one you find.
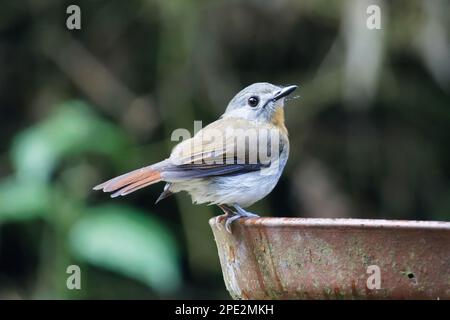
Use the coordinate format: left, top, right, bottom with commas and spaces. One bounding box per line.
216, 204, 235, 225
233, 204, 260, 218
218, 204, 234, 216
224, 204, 260, 233
217, 204, 260, 233
217, 204, 242, 233
224, 214, 242, 233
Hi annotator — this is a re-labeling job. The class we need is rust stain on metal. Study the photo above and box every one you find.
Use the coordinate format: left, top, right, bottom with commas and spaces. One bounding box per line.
209, 216, 450, 299
241, 227, 267, 296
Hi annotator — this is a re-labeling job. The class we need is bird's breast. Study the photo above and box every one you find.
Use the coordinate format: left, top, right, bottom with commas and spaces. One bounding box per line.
270, 107, 288, 136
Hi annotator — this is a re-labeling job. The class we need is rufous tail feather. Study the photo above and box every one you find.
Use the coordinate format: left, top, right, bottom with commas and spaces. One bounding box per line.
93, 166, 162, 198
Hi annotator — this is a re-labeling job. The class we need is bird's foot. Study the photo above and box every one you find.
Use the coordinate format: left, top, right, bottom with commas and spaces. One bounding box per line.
234, 205, 260, 218
225, 214, 243, 233
223, 204, 260, 233
217, 204, 260, 233
215, 215, 227, 225
217, 204, 234, 229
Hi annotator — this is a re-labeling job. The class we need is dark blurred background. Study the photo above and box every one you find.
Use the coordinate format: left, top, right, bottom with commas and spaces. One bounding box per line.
0, 0, 449, 299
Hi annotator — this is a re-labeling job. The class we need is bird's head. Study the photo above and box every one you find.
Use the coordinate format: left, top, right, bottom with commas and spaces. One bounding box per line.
222, 82, 298, 128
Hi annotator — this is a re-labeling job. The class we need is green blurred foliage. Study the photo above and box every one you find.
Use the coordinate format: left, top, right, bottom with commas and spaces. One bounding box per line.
0, 178, 51, 221
11, 101, 129, 182
69, 205, 181, 294
1, 99, 181, 298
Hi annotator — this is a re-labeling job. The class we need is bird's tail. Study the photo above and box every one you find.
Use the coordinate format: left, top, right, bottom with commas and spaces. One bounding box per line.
93, 165, 162, 198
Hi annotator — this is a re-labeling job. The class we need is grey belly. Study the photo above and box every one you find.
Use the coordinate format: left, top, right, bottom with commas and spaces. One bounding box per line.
169, 147, 289, 207
170, 170, 282, 207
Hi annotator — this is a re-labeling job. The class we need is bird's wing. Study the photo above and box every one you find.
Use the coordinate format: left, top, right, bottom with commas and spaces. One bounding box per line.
163, 117, 279, 179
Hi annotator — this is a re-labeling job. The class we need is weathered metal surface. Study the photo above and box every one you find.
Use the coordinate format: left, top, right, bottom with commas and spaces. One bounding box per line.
209, 216, 450, 299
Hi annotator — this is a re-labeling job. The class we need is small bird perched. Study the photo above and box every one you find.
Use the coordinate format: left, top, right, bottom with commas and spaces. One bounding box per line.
94, 82, 298, 232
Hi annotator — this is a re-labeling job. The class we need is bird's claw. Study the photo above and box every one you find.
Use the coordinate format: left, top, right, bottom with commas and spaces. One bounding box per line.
225, 214, 242, 233
217, 204, 259, 233
224, 213, 260, 233
215, 214, 228, 225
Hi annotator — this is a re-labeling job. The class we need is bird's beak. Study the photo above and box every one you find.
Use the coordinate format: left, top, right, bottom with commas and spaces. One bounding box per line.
273, 85, 298, 101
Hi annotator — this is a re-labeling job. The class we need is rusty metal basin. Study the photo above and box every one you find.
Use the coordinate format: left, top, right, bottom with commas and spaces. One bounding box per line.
209, 216, 450, 299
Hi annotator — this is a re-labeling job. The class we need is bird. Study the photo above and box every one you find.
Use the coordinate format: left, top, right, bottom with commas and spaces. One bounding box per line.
93, 82, 298, 232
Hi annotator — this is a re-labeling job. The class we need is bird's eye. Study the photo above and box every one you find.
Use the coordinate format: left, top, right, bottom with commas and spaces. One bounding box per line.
248, 96, 259, 107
